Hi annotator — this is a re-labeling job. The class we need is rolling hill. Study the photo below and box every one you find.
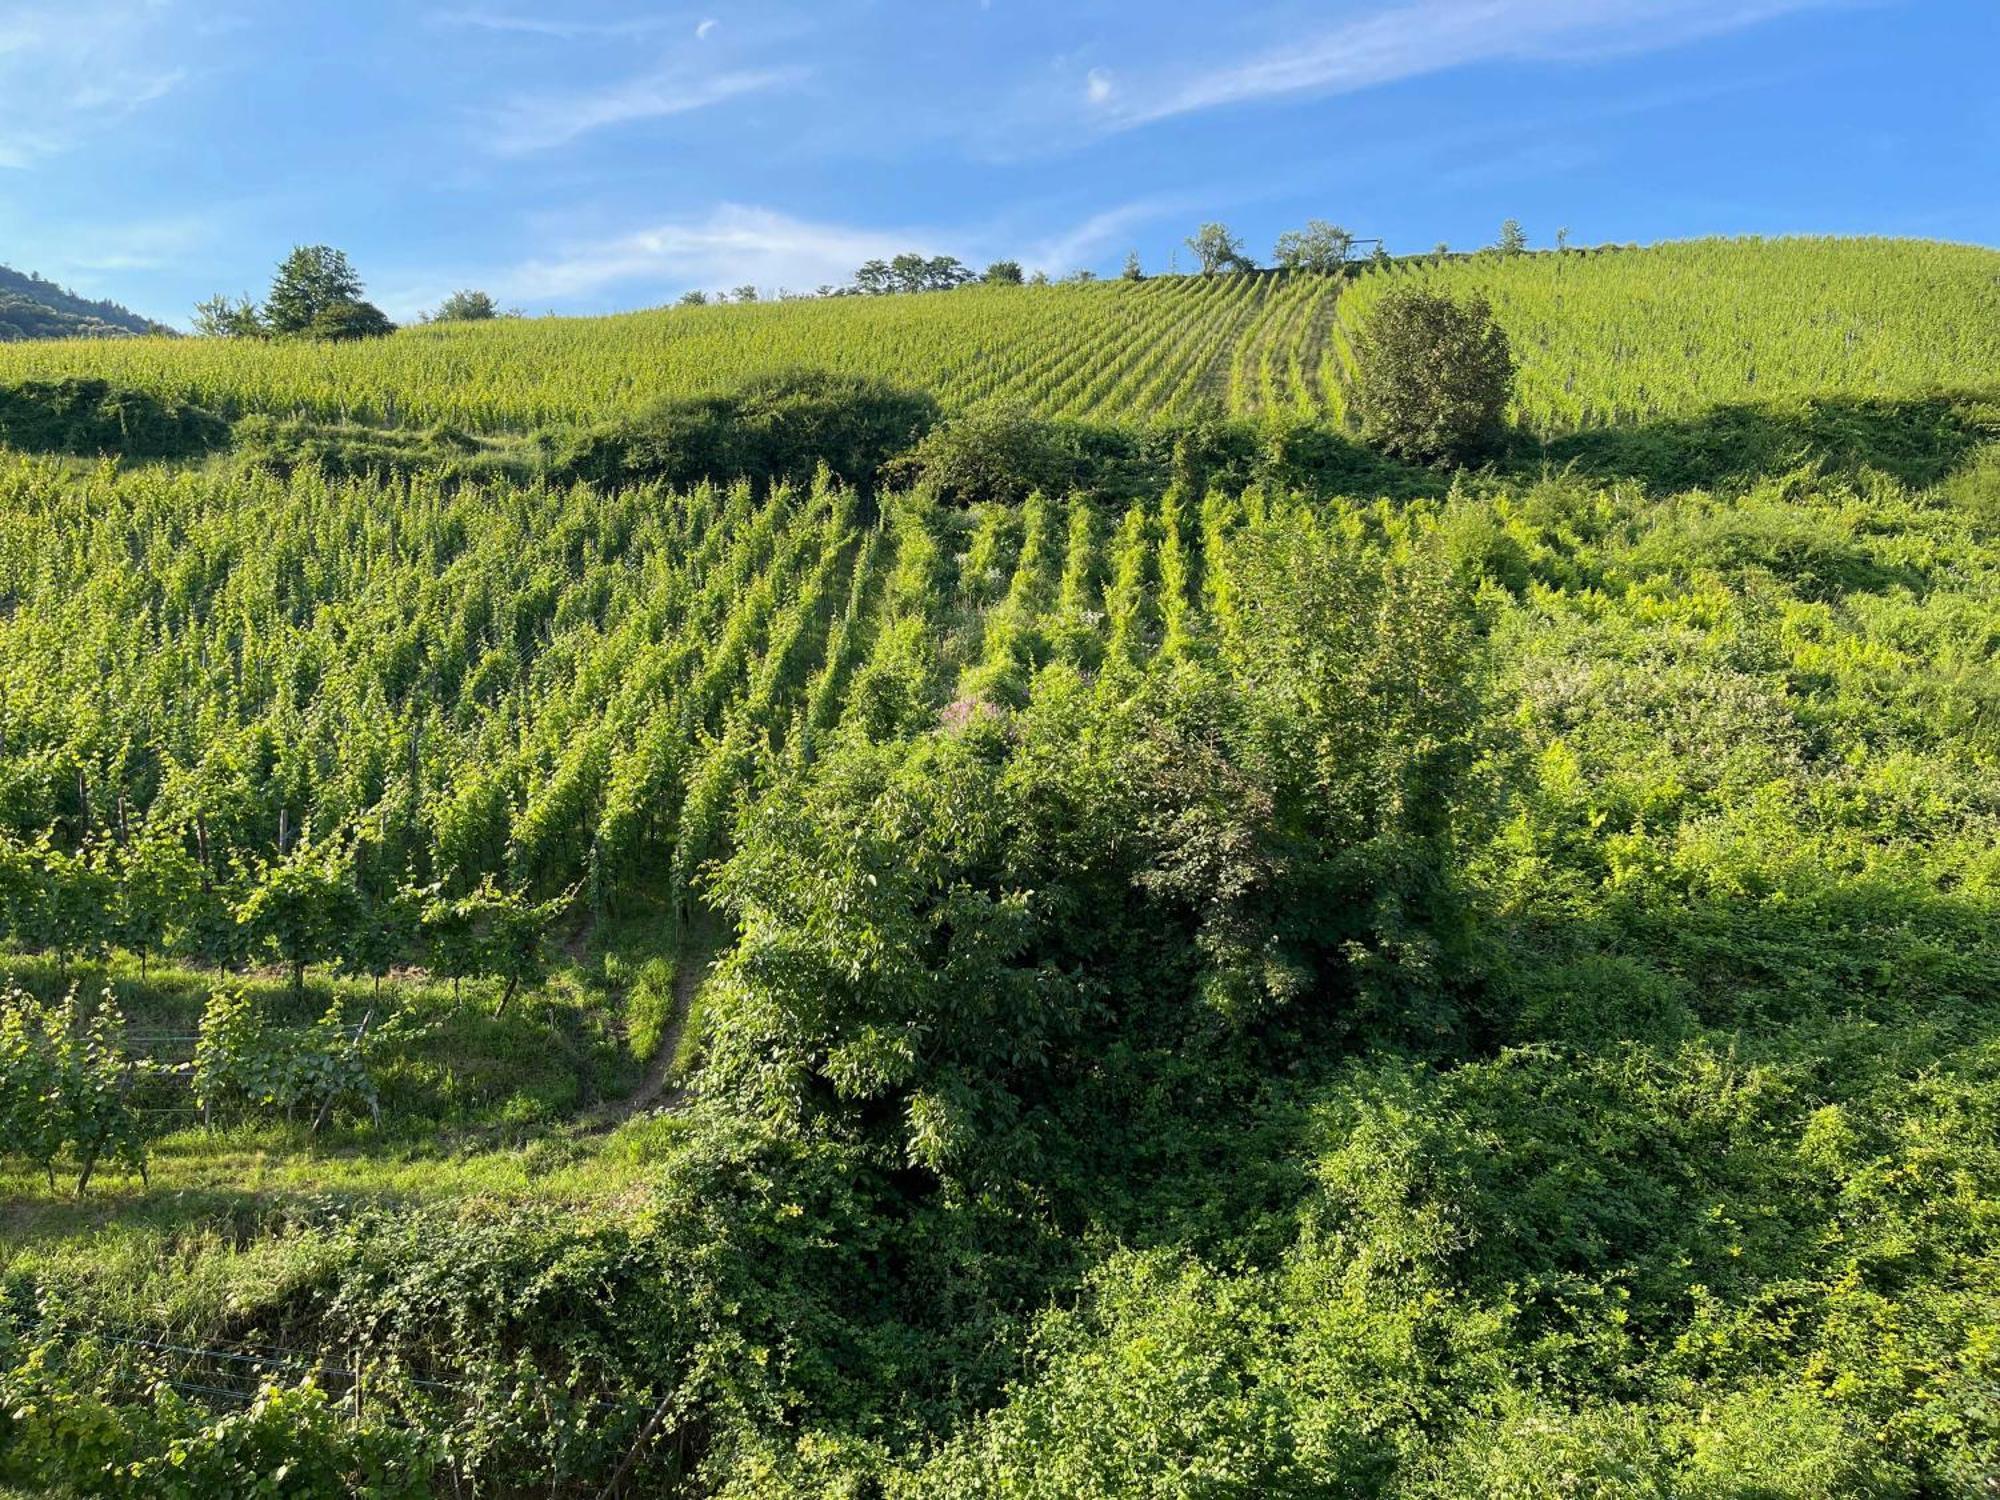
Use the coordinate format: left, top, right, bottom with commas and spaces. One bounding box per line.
0, 263, 172, 342
0, 236, 1994, 435
1, 233, 1999, 1497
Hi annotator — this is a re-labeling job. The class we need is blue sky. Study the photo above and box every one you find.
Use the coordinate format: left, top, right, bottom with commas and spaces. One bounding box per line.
2, 0, 1994, 327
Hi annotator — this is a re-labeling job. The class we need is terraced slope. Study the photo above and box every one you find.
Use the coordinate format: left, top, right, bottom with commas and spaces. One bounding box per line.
0, 459, 1252, 922
1333, 236, 2000, 432
3, 238, 1994, 440
0, 273, 1342, 433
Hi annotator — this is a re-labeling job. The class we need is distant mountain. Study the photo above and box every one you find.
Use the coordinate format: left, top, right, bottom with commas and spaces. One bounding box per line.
0, 264, 175, 341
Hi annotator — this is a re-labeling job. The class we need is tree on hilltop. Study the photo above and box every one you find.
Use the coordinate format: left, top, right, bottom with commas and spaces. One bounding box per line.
198, 244, 394, 341
431, 289, 499, 322
266, 246, 366, 334
1186, 222, 1254, 275
983, 260, 1024, 285
1273, 220, 1354, 273
191, 293, 265, 338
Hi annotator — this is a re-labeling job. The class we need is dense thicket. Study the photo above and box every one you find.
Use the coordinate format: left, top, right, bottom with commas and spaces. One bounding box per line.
553, 368, 938, 492
0, 378, 227, 459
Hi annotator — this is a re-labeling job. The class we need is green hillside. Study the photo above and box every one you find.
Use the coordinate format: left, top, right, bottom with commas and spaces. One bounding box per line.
0, 264, 171, 342
1, 237, 1994, 434
2, 236, 1999, 1497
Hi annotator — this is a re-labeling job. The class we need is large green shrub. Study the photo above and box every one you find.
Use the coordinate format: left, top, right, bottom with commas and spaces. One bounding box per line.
555, 369, 937, 492
1351, 287, 1516, 465
0, 377, 228, 459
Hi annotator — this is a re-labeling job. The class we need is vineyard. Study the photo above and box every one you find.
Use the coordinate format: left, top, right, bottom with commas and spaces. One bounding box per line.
3, 236, 2000, 1496
1, 238, 1994, 437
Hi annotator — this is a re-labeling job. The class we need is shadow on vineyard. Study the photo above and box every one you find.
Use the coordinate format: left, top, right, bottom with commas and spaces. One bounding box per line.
1523, 391, 1996, 493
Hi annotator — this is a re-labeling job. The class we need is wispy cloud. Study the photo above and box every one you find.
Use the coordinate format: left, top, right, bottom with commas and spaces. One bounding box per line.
486, 62, 804, 153
429, 9, 686, 40
0, 1, 191, 168
501, 204, 944, 300
1084, 0, 1838, 129
1020, 197, 1183, 274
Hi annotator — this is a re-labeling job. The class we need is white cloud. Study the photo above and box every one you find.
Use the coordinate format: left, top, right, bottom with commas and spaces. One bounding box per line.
695, 17, 718, 40
501, 204, 950, 301
1084, 67, 1113, 105
495, 198, 1186, 305
1090, 0, 1837, 129
429, 9, 683, 39
1020, 197, 1180, 275
0, 1, 190, 168
487, 63, 804, 153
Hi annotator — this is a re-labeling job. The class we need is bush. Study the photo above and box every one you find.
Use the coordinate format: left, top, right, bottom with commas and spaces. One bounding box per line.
1351, 287, 1515, 465
554, 369, 937, 492
305, 299, 395, 342
0, 378, 228, 459
887, 403, 1089, 504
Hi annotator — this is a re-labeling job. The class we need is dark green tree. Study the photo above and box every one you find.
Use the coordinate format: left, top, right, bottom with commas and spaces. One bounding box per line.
264, 245, 365, 335
1351, 287, 1516, 465
307, 299, 395, 342
982, 260, 1024, 286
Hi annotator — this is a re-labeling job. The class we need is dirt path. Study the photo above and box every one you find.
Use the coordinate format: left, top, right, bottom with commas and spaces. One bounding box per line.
577, 917, 723, 1132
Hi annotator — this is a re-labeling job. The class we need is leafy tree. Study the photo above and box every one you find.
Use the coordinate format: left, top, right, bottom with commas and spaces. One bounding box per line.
431, 289, 499, 322
191, 293, 265, 338
1121, 250, 1143, 281
923, 256, 973, 290
1370, 243, 1391, 267
888, 253, 930, 293
307, 299, 395, 342
263, 245, 365, 335
234, 838, 357, 996
983, 259, 1024, 286
1186, 222, 1253, 275
1351, 287, 1516, 465
1273, 220, 1354, 272
854, 259, 893, 295
678, 289, 710, 307
1497, 218, 1528, 256
730, 284, 760, 304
